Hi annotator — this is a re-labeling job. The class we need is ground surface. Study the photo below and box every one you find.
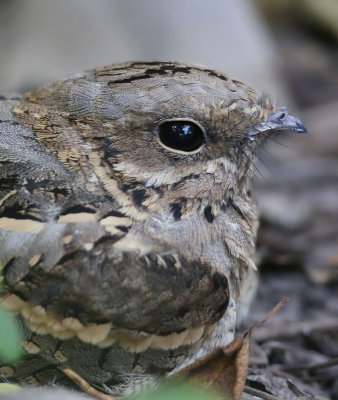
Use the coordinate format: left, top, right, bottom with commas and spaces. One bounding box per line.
244, 10, 338, 398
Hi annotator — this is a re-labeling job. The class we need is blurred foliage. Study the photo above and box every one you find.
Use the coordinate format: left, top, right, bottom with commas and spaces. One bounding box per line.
302, 0, 338, 37
0, 383, 21, 394
0, 278, 22, 363
133, 383, 225, 400
256, 0, 338, 39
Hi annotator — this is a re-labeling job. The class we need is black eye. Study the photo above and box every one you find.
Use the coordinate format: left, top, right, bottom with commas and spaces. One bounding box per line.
158, 120, 204, 153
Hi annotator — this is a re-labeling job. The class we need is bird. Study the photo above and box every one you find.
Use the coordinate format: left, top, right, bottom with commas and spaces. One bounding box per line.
0, 61, 306, 395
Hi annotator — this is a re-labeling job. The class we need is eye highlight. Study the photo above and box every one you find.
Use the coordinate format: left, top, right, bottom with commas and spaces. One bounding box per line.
158, 120, 205, 153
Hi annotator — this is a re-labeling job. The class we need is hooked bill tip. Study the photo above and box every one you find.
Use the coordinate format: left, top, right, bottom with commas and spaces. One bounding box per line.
291, 118, 307, 134
274, 110, 307, 134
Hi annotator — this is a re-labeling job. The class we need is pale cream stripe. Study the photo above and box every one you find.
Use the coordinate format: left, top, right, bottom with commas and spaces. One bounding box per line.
58, 212, 97, 223
1, 294, 209, 352
0, 217, 45, 234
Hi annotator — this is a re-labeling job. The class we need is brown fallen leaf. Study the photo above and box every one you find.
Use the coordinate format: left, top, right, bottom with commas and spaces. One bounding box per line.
167, 298, 288, 400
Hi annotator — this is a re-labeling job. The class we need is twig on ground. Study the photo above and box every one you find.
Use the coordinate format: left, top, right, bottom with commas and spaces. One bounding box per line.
61, 368, 114, 400
307, 357, 338, 373
253, 318, 338, 343
244, 385, 283, 400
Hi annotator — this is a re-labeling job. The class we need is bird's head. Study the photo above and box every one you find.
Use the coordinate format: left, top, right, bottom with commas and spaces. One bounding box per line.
29, 62, 306, 213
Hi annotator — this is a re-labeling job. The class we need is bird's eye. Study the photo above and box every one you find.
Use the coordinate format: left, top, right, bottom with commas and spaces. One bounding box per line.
158, 120, 205, 153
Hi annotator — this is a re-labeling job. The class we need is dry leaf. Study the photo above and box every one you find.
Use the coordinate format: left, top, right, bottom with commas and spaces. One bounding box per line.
168, 299, 288, 400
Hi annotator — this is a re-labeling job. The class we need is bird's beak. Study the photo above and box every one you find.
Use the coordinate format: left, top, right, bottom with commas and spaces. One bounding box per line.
248, 107, 307, 139
273, 112, 307, 133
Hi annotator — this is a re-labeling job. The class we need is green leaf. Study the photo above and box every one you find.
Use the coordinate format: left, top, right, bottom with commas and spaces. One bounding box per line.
133, 383, 222, 400
0, 307, 22, 362
0, 383, 21, 394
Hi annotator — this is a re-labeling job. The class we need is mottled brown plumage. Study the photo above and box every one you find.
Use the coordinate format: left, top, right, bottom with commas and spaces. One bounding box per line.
0, 62, 306, 394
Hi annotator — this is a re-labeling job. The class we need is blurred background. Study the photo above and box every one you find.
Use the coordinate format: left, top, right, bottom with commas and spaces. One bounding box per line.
0, 1, 337, 398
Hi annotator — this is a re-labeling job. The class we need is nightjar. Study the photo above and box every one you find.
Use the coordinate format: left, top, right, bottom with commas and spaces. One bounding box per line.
0, 62, 306, 394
